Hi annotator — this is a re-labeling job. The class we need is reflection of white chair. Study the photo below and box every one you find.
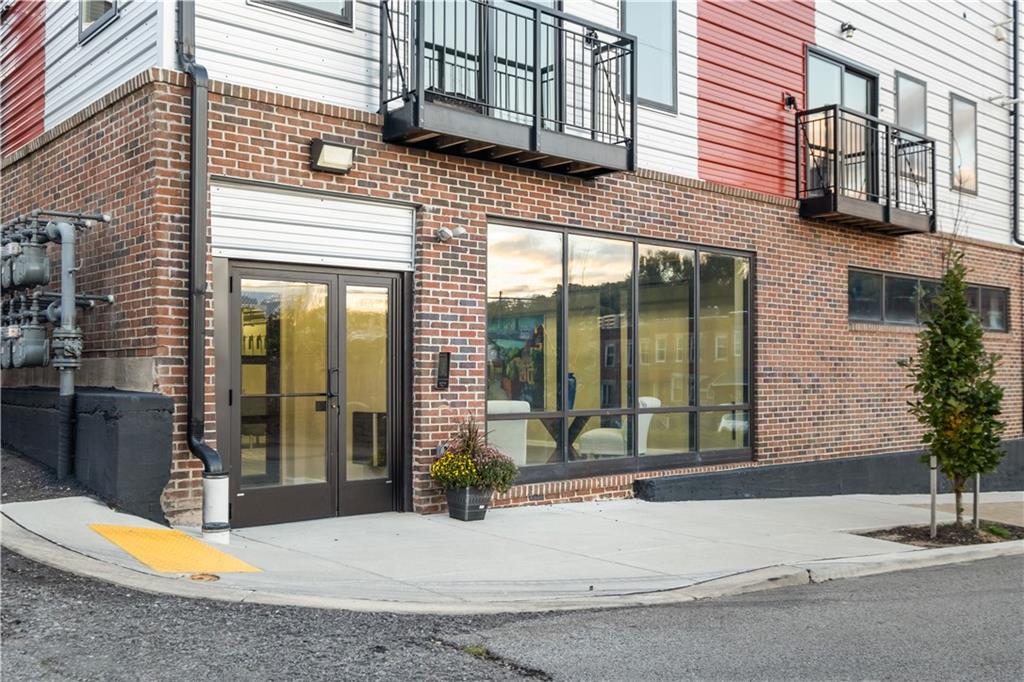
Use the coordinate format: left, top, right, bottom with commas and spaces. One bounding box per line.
486, 400, 530, 466
576, 397, 661, 458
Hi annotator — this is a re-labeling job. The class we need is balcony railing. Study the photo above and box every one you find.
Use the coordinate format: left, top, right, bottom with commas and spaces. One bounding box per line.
380, 0, 636, 177
796, 105, 936, 236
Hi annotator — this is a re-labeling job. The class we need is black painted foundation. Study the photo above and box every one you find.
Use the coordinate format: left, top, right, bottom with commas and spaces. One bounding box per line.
2, 387, 173, 523
635, 440, 1024, 502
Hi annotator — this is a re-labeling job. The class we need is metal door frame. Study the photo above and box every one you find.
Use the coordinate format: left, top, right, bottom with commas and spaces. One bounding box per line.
222, 261, 408, 527
336, 270, 403, 516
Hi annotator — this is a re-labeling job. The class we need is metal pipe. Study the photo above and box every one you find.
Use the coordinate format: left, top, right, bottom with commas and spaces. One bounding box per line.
44, 221, 78, 480
928, 455, 938, 538
178, 0, 228, 542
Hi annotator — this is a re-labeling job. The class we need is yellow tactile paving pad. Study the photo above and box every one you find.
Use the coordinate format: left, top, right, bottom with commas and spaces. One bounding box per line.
89, 524, 260, 574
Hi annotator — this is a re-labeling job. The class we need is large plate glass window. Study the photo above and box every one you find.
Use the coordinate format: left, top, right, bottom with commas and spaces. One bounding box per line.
486, 224, 563, 467
950, 94, 977, 193
621, 0, 676, 110
487, 223, 752, 479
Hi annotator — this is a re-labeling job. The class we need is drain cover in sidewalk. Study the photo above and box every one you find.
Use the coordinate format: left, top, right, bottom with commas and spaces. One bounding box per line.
90, 524, 260, 574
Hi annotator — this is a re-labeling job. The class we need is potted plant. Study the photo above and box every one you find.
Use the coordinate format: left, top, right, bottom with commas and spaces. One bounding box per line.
431, 417, 519, 521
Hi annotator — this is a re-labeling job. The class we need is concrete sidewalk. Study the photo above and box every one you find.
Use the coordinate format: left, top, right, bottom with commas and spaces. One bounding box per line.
2, 492, 1022, 613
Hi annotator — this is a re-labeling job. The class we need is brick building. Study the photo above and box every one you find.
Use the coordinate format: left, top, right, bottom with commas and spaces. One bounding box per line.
2, 0, 1021, 529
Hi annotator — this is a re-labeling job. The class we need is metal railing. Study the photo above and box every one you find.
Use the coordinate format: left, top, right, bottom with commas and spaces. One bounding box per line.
796, 105, 936, 220
380, 0, 636, 148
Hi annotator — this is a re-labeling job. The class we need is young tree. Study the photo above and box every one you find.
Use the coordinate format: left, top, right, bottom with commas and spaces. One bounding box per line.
899, 251, 1005, 525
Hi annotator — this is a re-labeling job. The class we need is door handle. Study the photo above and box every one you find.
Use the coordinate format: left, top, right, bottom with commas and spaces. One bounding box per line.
327, 368, 340, 400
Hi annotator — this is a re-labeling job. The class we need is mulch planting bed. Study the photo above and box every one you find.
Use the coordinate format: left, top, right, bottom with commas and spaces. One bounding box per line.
863, 522, 1024, 548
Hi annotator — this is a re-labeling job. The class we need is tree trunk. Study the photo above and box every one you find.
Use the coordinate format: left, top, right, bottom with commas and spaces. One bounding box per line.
953, 478, 965, 526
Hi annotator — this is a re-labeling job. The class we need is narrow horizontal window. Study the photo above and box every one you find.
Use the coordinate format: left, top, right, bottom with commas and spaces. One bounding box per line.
884, 276, 918, 324
968, 285, 1009, 332
851, 269, 1006, 331
848, 270, 882, 321
252, 0, 353, 27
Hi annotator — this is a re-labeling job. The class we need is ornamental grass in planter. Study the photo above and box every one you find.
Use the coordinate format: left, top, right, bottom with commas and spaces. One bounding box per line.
431, 417, 518, 521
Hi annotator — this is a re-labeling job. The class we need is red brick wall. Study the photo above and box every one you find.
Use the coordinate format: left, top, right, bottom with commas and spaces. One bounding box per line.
4, 71, 1022, 519
1, 72, 208, 516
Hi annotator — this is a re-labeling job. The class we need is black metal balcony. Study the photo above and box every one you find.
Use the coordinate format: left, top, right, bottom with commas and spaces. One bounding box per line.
796, 105, 936, 236
379, 0, 636, 178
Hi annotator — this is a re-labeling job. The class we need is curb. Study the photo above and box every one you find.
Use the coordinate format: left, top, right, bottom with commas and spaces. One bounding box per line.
795, 540, 1024, 583
2, 515, 1021, 615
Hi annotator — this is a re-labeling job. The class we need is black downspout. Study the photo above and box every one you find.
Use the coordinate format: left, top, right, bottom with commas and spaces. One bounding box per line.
1013, 0, 1021, 245
177, 0, 228, 537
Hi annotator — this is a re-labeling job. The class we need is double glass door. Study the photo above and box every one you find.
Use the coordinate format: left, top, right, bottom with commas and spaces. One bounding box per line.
229, 264, 401, 526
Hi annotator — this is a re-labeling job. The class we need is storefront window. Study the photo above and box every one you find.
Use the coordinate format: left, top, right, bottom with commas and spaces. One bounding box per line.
638, 245, 693, 408
487, 223, 752, 474
567, 234, 632, 410
486, 224, 561, 413
699, 253, 748, 407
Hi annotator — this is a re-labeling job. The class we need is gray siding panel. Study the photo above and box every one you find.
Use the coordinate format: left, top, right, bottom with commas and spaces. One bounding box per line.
44, 0, 162, 129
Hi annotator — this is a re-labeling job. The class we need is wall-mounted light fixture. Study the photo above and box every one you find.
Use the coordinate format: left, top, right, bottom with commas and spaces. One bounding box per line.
840, 22, 856, 39
310, 139, 355, 173
782, 92, 798, 111
436, 226, 468, 242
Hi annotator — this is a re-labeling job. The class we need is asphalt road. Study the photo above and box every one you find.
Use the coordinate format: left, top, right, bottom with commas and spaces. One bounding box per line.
2, 449, 1023, 681
460, 555, 1024, 682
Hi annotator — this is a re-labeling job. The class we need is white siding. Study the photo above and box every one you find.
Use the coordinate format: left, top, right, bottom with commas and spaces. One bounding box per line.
815, 0, 1017, 245
43, 0, 166, 129
194, 0, 380, 109
210, 183, 416, 271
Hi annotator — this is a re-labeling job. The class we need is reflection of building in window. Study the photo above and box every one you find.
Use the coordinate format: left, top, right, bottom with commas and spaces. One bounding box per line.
714, 334, 727, 361
733, 330, 742, 358
655, 334, 667, 363
670, 373, 685, 403
675, 334, 685, 362
600, 381, 615, 406
640, 338, 651, 364
603, 342, 617, 367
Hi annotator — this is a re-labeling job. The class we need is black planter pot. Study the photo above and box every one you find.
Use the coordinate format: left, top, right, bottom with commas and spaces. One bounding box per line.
446, 486, 493, 521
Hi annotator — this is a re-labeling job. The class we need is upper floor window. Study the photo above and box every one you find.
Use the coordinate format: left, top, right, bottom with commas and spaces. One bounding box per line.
896, 72, 926, 135
253, 0, 353, 27
79, 0, 116, 43
950, 94, 977, 193
622, 0, 676, 111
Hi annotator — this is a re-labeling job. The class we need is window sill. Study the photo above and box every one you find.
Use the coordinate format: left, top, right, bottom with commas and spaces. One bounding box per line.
849, 320, 1008, 335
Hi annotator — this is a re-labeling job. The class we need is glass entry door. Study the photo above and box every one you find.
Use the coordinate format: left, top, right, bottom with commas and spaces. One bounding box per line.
805, 52, 879, 201
229, 264, 401, 526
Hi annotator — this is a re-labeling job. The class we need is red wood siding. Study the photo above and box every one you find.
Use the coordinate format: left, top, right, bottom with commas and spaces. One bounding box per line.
1, 0, 46, 156
697, 0, 816, 196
